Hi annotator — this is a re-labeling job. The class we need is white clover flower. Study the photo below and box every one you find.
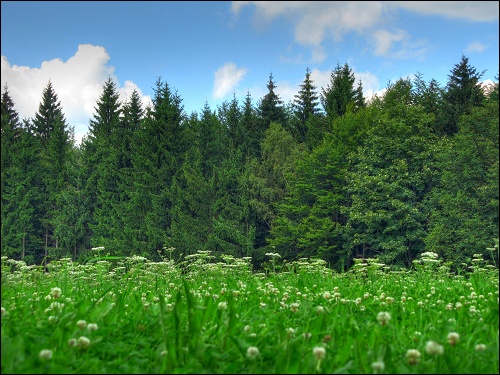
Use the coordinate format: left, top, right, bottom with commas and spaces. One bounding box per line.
323, 291, 331, 299
406, 349, 421, 364
315, 305, 325, 314
313, 346, 326, 360
217, 301, 228, 311
377, 311, 391, 325
475, 344, 486, 351
447, 332, 460, 346
425, 340, 444, 355
371, 361, 385, 372
51, 287, 62, 298
244, 325, 251, 332
77, 320, 87, 329
39, 349, 53, 360
77, 336, 90, 349
286, 327, 296, 336
246, 346, 259, 360
88, 323, 98, 331
68, 338, 77, 347
1, 307, 5, 317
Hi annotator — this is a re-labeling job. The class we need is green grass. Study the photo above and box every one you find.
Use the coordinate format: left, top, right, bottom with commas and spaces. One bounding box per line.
1, 252, 498, 374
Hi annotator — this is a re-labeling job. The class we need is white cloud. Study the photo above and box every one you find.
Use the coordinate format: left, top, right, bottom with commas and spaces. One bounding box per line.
1, 44, 152, 145
212, 62, 248, 99
389, 1, 499, 22
231, 1, 496, 62
465, 42, 488, 53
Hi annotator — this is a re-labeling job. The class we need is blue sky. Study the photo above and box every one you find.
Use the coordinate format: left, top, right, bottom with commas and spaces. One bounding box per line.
1, 1, 498, 144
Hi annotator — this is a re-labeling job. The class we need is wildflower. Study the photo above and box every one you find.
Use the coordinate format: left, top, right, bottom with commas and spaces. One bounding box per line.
160, 350, 168, 357
286, 327, 296, 336
1, 307, 5, 317
39, 349, 53, 360
406, 349, 421, 365
246, 346, 259, 360
323, 291, 331, 299
77, 320, 87, 329
244, 325, 251, 332
371, 361, 385, 372
425, 340, 444, 355
68, 338, 77, 347
88, 323, 98, 331
77, 336, 90, 349
290, 302, 299, 312
51, 287, 62, 298
377, 311, 391, 325
475, 344, 486, 351
313, 346, 326, 360
217, 301, 228, 311
447, 332, 460, 346
315, 305, 324, 314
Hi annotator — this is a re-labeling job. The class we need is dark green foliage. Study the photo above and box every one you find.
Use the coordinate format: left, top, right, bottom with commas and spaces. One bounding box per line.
425, 98, 499, 266
292, 67, 321, 143
436, 54, 486, 136
257, 73, 287, 132
1, 55, 498, 271
321, 62, 365, 122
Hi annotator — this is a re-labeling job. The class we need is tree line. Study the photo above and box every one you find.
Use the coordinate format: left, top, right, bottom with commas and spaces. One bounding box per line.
1, 55, 498, 271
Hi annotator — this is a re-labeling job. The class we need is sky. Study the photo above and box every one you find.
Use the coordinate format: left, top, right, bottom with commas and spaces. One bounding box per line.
1, 1, 499, 145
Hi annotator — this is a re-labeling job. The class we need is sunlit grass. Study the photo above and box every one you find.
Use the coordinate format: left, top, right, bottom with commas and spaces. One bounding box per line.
1, 251, 498, 374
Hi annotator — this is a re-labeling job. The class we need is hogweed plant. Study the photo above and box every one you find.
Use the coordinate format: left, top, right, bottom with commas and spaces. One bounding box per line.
1, 248, 498, 374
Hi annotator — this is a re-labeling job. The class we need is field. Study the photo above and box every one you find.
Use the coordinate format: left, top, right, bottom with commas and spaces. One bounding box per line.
1, 251, 498, 374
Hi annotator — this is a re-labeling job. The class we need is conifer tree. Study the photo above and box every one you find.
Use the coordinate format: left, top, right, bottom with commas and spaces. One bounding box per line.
321, 62, 365, 121
83, 77, 122, 251
32, 81, 73, 259
258, 73, 286, 133
436, 54, 486, 136
293, 67, 320, 143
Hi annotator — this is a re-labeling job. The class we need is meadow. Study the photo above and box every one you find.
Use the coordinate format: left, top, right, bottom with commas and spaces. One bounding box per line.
1, 251, 498, 374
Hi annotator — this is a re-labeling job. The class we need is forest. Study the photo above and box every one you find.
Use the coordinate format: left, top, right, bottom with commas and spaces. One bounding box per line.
1, 54, 498, 272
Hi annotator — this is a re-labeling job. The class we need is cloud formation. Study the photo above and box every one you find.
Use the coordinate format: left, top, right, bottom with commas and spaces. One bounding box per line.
231, 1, 498, 62
1, 44, 152, 145
212, 62, 248, 99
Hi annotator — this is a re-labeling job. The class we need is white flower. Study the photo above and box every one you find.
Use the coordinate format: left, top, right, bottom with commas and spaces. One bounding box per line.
39, 349, 53, 360
425, 340, 444, 355
447, 332, 460, 346
50, 287, 62, 298
406, 349, 421, 364
246, 346, 259, 360
217, 302, 228, 311
377, 311, 391, 325
475, 343, 486, 351
313, 346, 326, 360
77, 320, 87, 329
371, 361, 385, 372
88, 323, 98, 331
77, 336, 90, 349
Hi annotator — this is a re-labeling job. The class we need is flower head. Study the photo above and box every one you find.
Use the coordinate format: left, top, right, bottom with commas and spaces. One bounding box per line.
39, 349, 53, 360
88, 323, 98, 331
377, 311, 391, 325
217, 301, 228, 311
51, 287, 62, 298
447, 332, 460, 346
425, 340, 444, 355
406, 349, 421, 365
246, 346, 259, 360
371, 361, 385, 372
77, 336, 90, 349
77, 320, 87, 329
313, 346, 326, 360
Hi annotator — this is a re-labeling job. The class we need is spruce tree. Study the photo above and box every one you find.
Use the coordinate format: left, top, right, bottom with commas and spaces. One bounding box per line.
257, 73, 286, 134
293, 67, 320, 143
32, 81, 72, 259
437, 54, 486, 136
321, 62, 365, 121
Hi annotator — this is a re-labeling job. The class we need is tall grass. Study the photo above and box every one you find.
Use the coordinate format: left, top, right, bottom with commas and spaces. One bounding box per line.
1, 251, 498, 374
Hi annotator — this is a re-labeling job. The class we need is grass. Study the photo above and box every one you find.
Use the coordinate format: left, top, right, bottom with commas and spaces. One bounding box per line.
1, 251, 498, 374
